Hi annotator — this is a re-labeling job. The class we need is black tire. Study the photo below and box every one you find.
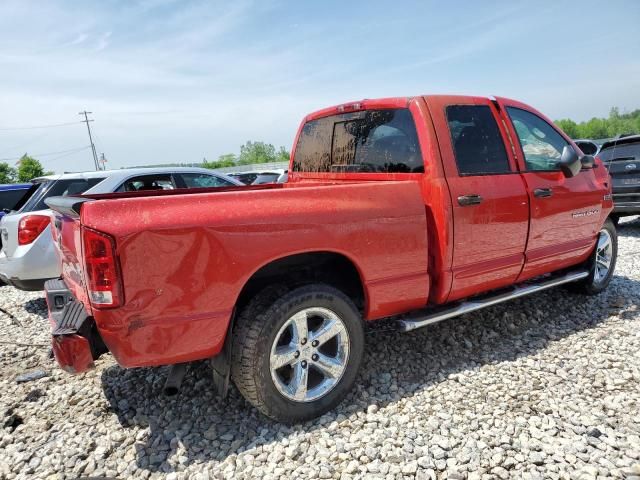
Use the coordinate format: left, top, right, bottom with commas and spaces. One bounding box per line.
571, 218, 617, 295
610, 214, 620, 226
230, 284, 364, 423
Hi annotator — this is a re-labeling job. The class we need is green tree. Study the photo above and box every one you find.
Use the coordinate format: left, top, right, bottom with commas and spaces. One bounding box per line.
555, 106, 640, 139
276, 146, 290, 162
202, 153, 236, 170
0, 162, 17, 183
16, 154, 45, 182
555, 119, 579, 138
237, 141, 277, 165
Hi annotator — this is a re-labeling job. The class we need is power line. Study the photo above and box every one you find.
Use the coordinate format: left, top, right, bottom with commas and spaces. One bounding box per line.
0, 145, 91, 162
0, 121, 84, 131
46, 146, 93, 163
79, 111, 100, 171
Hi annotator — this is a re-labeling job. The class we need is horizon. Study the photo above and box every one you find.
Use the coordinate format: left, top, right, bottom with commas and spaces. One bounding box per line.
1, 0, 639, 173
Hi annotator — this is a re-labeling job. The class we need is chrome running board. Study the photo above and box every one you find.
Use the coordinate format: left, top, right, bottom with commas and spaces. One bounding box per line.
397, 269, 589, 333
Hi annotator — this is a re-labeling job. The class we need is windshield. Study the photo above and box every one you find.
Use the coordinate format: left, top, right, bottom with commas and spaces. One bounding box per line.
19, 177, 106, 212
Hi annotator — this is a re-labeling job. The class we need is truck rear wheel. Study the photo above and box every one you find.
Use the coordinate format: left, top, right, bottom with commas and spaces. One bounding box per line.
231, 284, 364, 423
571, 218, 617, 295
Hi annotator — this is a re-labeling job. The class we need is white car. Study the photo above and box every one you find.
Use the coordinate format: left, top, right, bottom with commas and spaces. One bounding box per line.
0, 167, 241, 290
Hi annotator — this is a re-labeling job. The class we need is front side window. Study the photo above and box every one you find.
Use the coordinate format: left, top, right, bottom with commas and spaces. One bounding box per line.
180, 173, 234, 188
506, 107, 569, 171
446, 105, 510, 175
293, 108, 423, 173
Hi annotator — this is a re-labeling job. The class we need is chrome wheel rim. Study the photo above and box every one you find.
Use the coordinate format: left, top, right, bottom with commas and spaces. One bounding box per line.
270, 307, 350, 403
594, 229, 613, 284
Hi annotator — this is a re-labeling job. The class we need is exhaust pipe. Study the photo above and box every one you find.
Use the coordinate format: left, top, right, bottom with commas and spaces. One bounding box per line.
164, 363, 188, 396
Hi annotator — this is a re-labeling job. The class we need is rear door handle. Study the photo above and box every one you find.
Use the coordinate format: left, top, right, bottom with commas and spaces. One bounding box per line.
457, 194, 483, 206
533, 188, 553, 198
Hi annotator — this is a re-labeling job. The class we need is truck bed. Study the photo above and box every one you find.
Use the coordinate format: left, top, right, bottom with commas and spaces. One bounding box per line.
48, 179, 430, 367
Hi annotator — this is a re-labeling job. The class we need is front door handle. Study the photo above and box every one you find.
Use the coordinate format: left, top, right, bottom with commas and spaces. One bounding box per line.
533, 188, 553, 198
458, 194, 483, 206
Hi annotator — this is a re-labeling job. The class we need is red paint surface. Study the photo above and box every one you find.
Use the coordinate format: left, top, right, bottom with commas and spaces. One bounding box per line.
49, 95, 613, 372
52, 334, 94, 374
75, 180, 429, 367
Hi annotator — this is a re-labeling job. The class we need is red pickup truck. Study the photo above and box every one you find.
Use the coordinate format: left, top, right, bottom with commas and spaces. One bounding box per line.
45, 95, 616, 423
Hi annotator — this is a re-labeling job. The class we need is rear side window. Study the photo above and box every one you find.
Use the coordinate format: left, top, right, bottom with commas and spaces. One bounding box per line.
293, 108, 423, 173
446, 105, 510, 175
179, 173, 235, 188
20, 178, 106, 212
0, 189, 29, 211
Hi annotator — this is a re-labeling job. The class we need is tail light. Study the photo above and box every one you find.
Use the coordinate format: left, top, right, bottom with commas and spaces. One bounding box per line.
18, 215, 51, 245
82, 227, 123, 308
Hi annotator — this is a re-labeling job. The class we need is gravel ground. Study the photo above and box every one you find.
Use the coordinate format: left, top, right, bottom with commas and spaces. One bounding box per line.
1, 218, 639, 480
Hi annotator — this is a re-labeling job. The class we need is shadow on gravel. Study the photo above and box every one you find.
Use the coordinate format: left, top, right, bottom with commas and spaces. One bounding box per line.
100, 271, 640, 476
23, 298, 48, 319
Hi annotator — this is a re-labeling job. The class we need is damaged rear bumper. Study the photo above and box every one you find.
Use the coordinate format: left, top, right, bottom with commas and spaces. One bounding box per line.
44, 278, 107, 373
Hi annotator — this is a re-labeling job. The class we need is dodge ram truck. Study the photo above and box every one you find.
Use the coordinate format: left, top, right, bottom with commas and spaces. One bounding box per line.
45, 95, 616, 423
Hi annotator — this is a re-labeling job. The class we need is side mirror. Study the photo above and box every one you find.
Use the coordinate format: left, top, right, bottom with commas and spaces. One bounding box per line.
580, 155, 595, 169
557, 145, 582, 178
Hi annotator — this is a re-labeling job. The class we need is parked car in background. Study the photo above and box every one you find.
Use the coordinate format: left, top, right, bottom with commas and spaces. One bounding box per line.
228, 171, 259, 185
0, 183, 34, 254
598, 134, 640, 224
252, 169, 288, 185
574, 139, 600, 156
46, 95, 614, 423
0, 183, 32, 220
229, 169, 288, 185
0, 167, 242, 290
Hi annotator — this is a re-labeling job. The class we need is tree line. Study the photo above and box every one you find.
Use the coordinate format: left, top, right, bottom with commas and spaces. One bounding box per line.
0, 141, 290, 183
0, 155, 48, 184
555, 107, 640, 140
201, 141, 290, 169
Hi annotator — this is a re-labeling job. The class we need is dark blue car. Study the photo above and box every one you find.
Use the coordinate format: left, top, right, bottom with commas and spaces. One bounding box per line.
0, 183, 33, 220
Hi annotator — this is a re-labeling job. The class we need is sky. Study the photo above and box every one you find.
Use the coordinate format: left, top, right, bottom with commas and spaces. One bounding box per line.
0, 0, 639, 173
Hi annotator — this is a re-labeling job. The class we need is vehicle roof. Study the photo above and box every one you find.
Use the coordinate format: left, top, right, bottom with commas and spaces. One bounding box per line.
0, 183, 31, 191
33, 166, 238, 182
230, 169, 286, 175
600, 134, 640, 150
302, 94, 523, 122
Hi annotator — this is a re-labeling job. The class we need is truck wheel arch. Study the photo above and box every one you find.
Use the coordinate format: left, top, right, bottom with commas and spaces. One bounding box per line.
233, 251, 368, 318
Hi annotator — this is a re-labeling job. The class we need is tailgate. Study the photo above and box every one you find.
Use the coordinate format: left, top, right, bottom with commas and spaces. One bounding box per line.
608, 158, 640, 190
47, 197, 91, 308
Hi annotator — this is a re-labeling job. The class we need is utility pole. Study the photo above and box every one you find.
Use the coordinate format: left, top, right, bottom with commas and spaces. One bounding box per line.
99, 152, 107, 170
78, 111, 100, 171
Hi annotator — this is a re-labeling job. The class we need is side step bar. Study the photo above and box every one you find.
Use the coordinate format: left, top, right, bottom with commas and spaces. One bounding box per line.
397, 269, 589, 333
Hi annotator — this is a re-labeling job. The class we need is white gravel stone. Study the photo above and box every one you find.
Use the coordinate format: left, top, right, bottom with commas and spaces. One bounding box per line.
1, 217, 640, 479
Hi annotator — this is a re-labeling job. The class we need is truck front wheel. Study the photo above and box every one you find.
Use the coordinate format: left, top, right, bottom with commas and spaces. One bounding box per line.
571, 218, 618, 295
231, 284, 364, 423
